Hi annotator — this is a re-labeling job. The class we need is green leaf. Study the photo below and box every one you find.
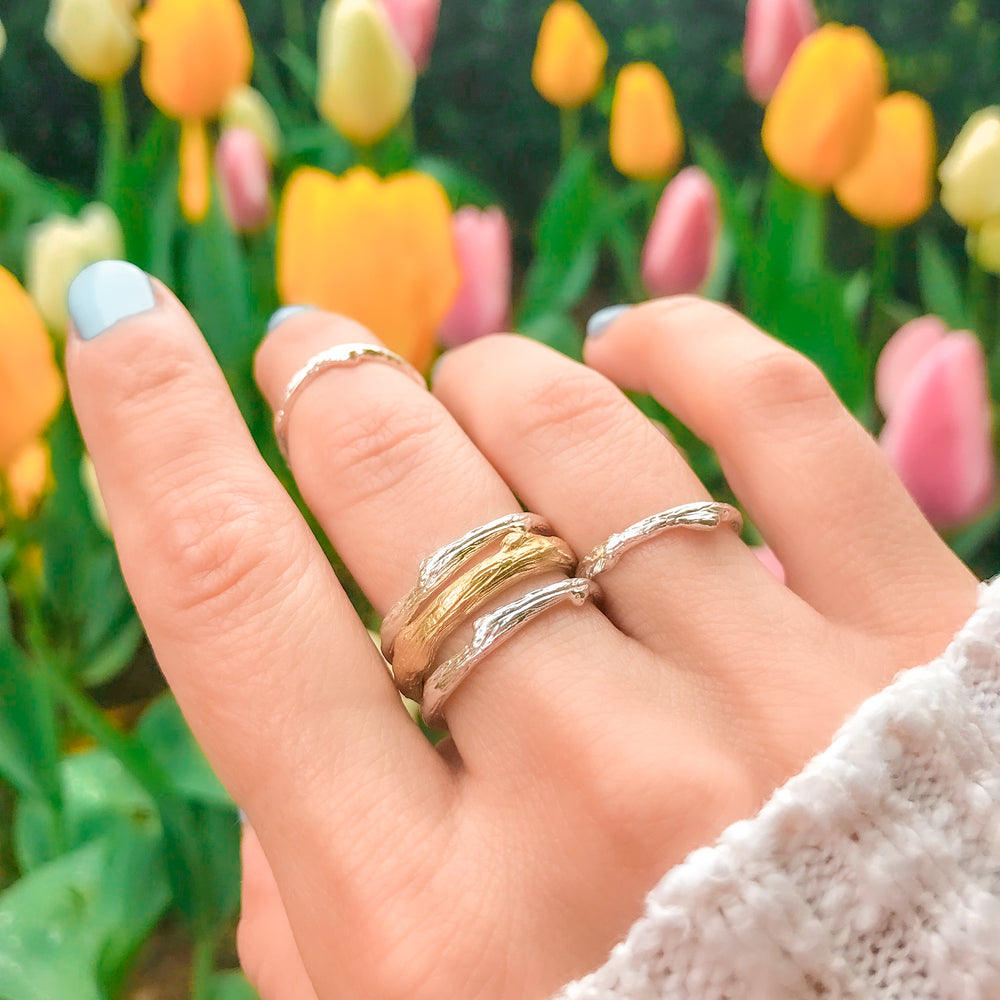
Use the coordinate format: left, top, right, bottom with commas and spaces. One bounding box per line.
414, 155, 504, 209
516, 313, 583, 361
210, 971, 261, 1000
0, 831, 169, 1000
917, 233, 971, 330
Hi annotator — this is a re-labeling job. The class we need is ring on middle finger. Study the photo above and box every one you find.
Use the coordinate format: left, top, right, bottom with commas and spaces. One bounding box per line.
389, 529, 577, 701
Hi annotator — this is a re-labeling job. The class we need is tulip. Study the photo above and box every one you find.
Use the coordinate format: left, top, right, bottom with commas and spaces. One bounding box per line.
221, 86, 282, 163
0, 267, 64, 468
5, 441, 50, 518
438, 207, 512, 348
875, 315, 947, 417
762, 24, 887, 191
833, 92, 935, 229
753, 546, 786, 583
0, 18, 6, 61
45, 0, 139, 86
970, 216, 1000, 275
138, 0, 253, 222
879, 331, 996, 528
215, 127, 273, 234
316, 0, 416, 147
938, 107, 1000, 229
532, 0, 608, 109
641, 167, 720, 297
81, 455, 111, 533
26, 202, 124, 334
381, 0, 440, 72
743, 0, 817, 104
609, 64, 684, 181
276, 166, 460, 371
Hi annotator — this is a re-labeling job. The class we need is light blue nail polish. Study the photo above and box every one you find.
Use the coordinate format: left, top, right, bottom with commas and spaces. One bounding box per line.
267, 304, 315, 332
68, 261, 156, 341
586, 304, 632, 338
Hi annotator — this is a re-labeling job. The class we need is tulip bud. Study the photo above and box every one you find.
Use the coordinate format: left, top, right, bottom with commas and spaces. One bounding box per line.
762, 24, 887, 191
834, 92, 936, 228
381, 0, 440, 72
753, 546, 786, 583
969, 216, 1000, 275
316, 0, 417, 147
5, 441, 51, 519
641, 167, 720, 297
875, 315, 948, 417
45, 0, 139, 86
532, 1, 608, 109
215, 127, 273, 233
0, 267, 63, 468
26, 203, 124, 334
743, 0, 818, 104
609, 63, 684, 181
221, 85, 282, 163
0, 18, 7, 61
939, 107, 1000, 229
879, 332, 996, 528
138, 0, 253, 122
438, 207, 512, 348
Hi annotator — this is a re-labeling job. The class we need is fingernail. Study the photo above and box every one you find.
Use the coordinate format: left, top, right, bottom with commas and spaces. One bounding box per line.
68, 261, 156, 341
586, 304, 632, 338
267, 304, 315, 332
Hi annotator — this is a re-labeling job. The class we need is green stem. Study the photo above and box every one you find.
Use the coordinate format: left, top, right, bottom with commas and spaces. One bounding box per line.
98, 83, 128, 208
560, 107, 581, 163
869, 227, 897, 349
968, 257, 990, 343
281, 0, 307, 51
190, 929, 217, 1000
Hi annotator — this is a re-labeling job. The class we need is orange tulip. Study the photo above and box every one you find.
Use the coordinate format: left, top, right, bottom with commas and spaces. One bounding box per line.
609, 63, 684, 180
5, 441, 50, 518
0, 268, 63, 468
762, 24, 886, 191
835, 93, 936, 227
531, 0, 607, 109
138, 0, 253, 222
276, 167, 460, 371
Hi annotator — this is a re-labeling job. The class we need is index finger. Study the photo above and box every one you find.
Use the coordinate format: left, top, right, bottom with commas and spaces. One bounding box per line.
65, 262, 451, 846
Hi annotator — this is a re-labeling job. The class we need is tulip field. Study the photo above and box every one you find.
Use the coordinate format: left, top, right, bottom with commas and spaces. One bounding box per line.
0, 0, 998, 996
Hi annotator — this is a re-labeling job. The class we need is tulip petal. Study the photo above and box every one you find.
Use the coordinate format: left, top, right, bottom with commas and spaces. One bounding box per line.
215, 127, 273, 233
609, 64, 684, 181
532, 0, 608, 109
743, 0, 818, 104
880, 333, 996, 528
939, 107, 1000, 229
875, 315, 948, 417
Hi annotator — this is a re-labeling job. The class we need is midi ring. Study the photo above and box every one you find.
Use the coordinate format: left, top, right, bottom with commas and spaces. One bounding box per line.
577, 501, 743, 579
420, 577, 600, 729
380, 512, 552, 661
273, 343, 426, 460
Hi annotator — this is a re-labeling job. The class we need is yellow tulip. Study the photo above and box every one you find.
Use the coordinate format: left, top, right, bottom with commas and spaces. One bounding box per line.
0, 268, 63, 468
969, 217, 1000, 275
762, 24, 887, 191
5, 441, 51, 518
316, 0, 416, 147
834, 93, 935, 228
939, 107, 1000, 229
609, 63, 684, 180
532, 0, 608, 109
45, 0, 139, 85
26, 203, 124, 334
221, 85, 282, 163
276, 167, 460, 371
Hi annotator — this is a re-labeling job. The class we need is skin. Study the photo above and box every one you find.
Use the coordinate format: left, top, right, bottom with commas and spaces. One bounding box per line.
65, 292, 978, 1000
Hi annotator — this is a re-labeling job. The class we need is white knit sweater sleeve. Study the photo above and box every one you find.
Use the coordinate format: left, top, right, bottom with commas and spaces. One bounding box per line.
553, 577, 1000, 1000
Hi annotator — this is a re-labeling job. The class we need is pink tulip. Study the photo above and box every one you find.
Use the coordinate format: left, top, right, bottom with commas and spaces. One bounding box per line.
215, 126, 272, 234
439, 206, 512, 348
743, 0, 818, 104
381, 0, 440, 72
875, 315, 948, 416
753, 546, 786, 583
879, 331, 996, 528
641, 166, 719, 298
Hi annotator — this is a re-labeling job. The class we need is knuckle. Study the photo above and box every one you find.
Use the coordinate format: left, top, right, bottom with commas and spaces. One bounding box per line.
511, 367, 626, 445
315, 394, 444, 510
726, 349, 836, 423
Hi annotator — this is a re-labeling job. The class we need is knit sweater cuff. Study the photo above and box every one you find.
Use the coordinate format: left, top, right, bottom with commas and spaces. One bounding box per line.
554, 578, 1000, 1000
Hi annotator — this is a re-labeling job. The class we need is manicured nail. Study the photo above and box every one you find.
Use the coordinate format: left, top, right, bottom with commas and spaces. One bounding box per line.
586, 304, 632, 338
67, 261, 156, 341
267, 304, 315, 332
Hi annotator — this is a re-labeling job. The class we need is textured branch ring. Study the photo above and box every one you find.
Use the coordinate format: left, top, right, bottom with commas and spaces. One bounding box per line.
273, 343, 426, 459
577, 502, 743, 580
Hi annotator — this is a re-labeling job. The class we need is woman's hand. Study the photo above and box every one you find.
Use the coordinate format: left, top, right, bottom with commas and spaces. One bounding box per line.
66, 264, 977, 1000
